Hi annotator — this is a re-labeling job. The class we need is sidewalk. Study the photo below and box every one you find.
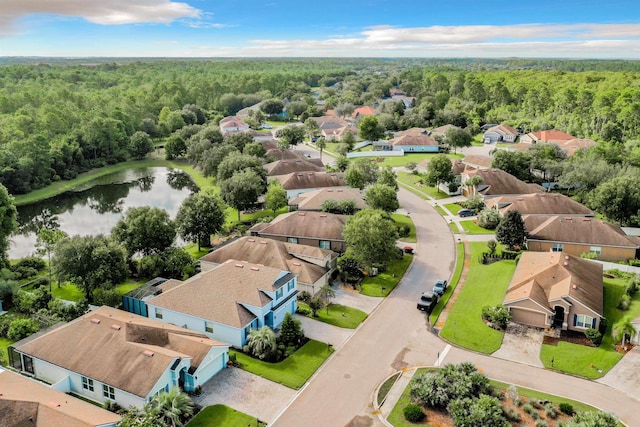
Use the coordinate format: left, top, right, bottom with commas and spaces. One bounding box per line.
379, 369, 417, 418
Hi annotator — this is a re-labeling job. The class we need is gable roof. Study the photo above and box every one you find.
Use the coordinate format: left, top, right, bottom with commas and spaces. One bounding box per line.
311, 116, 349, 129
352, 106, 376, 117
250, 211, 347, 242
219, 116, 243, 125
0, 369, 121, 427
14, 307, 227, 399
488, 193, 594, 216
200, 237, 333, 285
220, 118, 249, 129
265, 149, 324, 167
264, 159, 324, 176
555, 138, 597, 156
431, 124, 460, 135
274, 171, 346, 190
150, 260, 292, 328
289, 187, 367, 211
486, 124, 518, 137
464, 168, 544, 196
528, 129, 576, 143
504, 252, 603, 316
462, 155, 492, 168
524, 215, 640, 249
391, 128, 438, 147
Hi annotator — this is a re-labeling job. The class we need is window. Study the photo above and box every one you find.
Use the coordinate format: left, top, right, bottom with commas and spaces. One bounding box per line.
102, 385, 115, 400
205, 321, 214, 333
287, 237, 298, 244
552, 243, 563, 252
276, 287, 284, 300
319, 240, 331, 250
575, 314, 594, 329
155, 308, 163, 319
82, 377, 94, 392
23, 355, 34, 374
287, 281, 295, 291
590, 246, 602, 256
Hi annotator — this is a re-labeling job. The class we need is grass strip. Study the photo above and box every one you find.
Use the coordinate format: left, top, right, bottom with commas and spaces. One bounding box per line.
391, 213, 417, 243
430, 242, 464, 324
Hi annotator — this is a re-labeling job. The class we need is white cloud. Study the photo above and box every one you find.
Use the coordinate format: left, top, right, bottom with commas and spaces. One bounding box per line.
0, 0, 202, 36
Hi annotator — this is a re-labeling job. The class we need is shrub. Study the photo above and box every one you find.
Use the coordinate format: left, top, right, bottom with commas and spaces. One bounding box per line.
397, 224, 411, 238
523, 403, 535, 416
559, 403, 574, 415
481, 305, 512, 330
545, 403, 558, 419
278, 312, 305, 348
403, 404, 425, 422
626, 278, 638, 296
585, 328, 602, 346
405, 162, 417, 171
580, 251, 598, 259
505, 406, 521, 422
617, 294, 631, 311
298, 291, 311, 303
514, 397, 523, 407
531, 399, 544, 409
410, 362, 490, 409
477, 208, 500, 229
536, 420, 549, 427
7, 318, 40, 340
462, 194, 485, 211
13, 257, 46, 271
295, 306, 311, 316
93, 288, 122, 308
487, 240, 498, 256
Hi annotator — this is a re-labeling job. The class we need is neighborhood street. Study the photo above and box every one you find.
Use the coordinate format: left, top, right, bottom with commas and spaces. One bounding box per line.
272, 145, 640, 427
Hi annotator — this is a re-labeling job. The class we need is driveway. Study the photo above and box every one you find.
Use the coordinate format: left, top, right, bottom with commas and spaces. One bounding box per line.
295, 314, 353, 349
597, 346, 640, 398
492, 323, 544, 368
333, 286, 381, 314
193, 367, 295, 424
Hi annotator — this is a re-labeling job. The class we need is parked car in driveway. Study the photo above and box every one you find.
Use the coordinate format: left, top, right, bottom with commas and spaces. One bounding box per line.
432, 279, 448, 296
417, 291, 439, 313
458, 208, 476, 217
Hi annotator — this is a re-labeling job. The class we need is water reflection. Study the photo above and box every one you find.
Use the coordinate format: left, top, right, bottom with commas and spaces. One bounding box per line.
10, 168, 197, 258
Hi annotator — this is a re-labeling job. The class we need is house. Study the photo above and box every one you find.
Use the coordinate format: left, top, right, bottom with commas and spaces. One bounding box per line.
460, 168, 544, 197
503, 252, 603, 332
430, 124, 461, 139
200, 236, 336, 295
250, 211, 348, 252
508, 138, 596, 157
389, 128, 439, 153
462, 155, 492, 169
219, 116, 250, 135
142, 260, 298, 349
9, 306, 229, 409
289, 187, 367, 212
389, 88, 406, 96
265, 148, 324, 168
523, 216, 640, 262
391, 95, 416, 109
0, 368, 122, 427
351, 106, 376, 120
264, 159, 324, 177
486, 193, 594, 217
519, 129, 576, 145
311, 116, 355, 141
273, 171, 347, 198
482, 124, 519, 144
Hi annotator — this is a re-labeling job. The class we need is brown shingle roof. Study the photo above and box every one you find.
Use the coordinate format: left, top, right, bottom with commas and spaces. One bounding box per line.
504, 252, 603, 316
201, 237, 333, 285
0, 369, 122, 427
274, 172, 346, 190
530, 129, 576, 142
524, 216, 640, 249
150, 260, 291, 328
352, 106, 376, 117
289, 187, 367, 211
488, 193, 594, 216
462, 155, 492, 168
265, 149, 324, 167
15, 307, 226, 399
250, 211, 347, 242
487, 124, 518, 137
555, 138, 596, 156
464, 168, 544, 196
431, 124, 460, 135
392, 134, 438, 147
264, 159, 324, 176
311, 116, 349, 129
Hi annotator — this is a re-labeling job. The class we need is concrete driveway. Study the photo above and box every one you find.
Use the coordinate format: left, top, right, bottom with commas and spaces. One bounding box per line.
333, 286, 381, 314
492, 323, 544, 368
295, 314, 354, 349
193, 367, 295, 424
597, 346, 640, 397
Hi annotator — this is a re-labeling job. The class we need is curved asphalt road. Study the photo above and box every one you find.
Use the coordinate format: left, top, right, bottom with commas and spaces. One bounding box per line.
272, 148, 639, 427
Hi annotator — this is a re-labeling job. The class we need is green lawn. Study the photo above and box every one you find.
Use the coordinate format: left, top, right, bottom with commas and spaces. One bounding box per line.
51, 283, 85, 302
114, 279, 144, 296
435, 205, 447, 216
297, 302, 367, 329
444, 203, 462, 215
430, 243, 465, 325
183, 242, 211, 259
397, 172, 450, 200
391, 213, 417, 243
448, 222, 460, 234
361, 254, 413, 297
440, 242, 517, 353
539, 276, 640, 379
188, 405, 266, 427
230, 339, 333, 389
459, 220, 495, 235
0, 337, 15, 366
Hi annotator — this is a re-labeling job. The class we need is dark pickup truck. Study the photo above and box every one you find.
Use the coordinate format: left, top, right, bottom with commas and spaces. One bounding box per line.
417, 291, 439, 314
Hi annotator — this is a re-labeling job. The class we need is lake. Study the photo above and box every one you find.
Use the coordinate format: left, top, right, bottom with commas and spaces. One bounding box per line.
10, 167, 198, 259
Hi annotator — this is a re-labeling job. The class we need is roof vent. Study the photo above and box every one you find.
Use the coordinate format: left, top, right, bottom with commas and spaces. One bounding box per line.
320, 214, 327, 217
565, 256, 569, 260
235, 263, 244, 268
517, 198, 524, 201
293, 262, 301, 266
260, 241, 268, 244
251, 267, 260, 271
248, 238, 256, 242
143, 351, 154, 357
583, 218, 591, 221
327, 189, 333, 192
91, 318, 101, 324
298, 212, 306, 216
564, 217, 572, 221
337, 189, 343, 192
111, 324, 122, 331
563, 262, 569, 266
572, 284, 577, 289
297, 173, 303, 176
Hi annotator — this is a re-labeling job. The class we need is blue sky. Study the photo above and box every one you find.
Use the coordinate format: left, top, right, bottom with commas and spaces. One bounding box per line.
1, 0, 640, 57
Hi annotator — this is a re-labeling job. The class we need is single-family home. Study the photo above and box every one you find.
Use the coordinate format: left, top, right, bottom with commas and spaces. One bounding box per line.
265, 149, 324, 168
273, 171, 347, 198
503, 252, 603, 332
264, 159, 324, 177
351, 106, 376, 120
142, 260, 298, 349
311, 116, 355, 141
288, 187, 367, 212
8, 306, 229, 409
519, 129, 576, 145
0, 368, 122, 427
462, 155, 492, 169
389, 128, 439, 153
200, 236, 336, 295
430, 124, 461, 140
486, 193, 594, 217
460, 168, 544, 197
482, 124, 519, 144
389, 88, 406, 96
219, 116, 250, 134
523, 216, 640, 262
250, 211, 348, 252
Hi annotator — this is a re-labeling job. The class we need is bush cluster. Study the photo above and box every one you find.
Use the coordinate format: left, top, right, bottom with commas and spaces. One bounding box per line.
617, 294, 631, 311
403, 404, 425, 422
481, 305, 511, 330
585, 328, 602, 346
559, 402, 574, 415
477, 208, 500, 229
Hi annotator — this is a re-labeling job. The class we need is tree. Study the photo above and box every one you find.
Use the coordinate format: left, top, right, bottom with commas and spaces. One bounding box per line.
304, 118, 320, 140
36, 228, 68, 291
175, 190, 226, 251
53, 235, 128, 303
216, 152, 266, 184
260, 99, 284, 117
342, 209, 398, 272
495, 210, 527, 250
490, 150, 532, 182
613, 316, 637, 350
377, 167, 398, 190
275, 125, 305, 148
589, 175, 640, 226
264, 180, 288, 214
164, 135, 187, 160
219, 93, 244, 116
308, 296, 324, 317
279, 312, 305, 347
334, 102, 355, 118
335, 155, 349, 171
345, 158, 379, 189
246, 326, 277, 360
315, 137, 327, 159
220, 169, 265, 222
287, 100, 308, 119
317, 284, 336, 314
358, 116, 385, 141
112, 207, 176, 257
7, 318, 40, 341
128, 131, 154, 159
243, 141, 266, 158
424, 154, 454, 193
341, 130, 356, 150
476, 208, 500, 229
365, 183, 399, 213
146, 387, 194, 427
0, 184, 18, 268
445, 127, 472, 153
465, 175, 484, 196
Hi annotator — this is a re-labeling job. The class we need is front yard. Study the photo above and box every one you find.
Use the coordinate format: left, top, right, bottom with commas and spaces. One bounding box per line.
391, 213, 417, 243
439, 242, 516, 353
188, 405, 266, 427
430, 243, 465, 325
360, 254, 413, 297
459, 220, 495, 235
297, 302, 367, 329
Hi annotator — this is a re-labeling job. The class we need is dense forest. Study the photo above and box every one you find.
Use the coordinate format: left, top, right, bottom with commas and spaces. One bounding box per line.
1, 58, 640, 199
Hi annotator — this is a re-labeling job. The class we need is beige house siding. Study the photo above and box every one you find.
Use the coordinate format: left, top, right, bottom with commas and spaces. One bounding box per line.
527, 241, 636, 262
509, 307, 548, 328
565, 297, 601, 332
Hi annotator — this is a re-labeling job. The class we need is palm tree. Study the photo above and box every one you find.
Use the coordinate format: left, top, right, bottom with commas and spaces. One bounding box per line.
316, 137, 327, 159
146, 387, 194, 427
613, 316, 637, 350
466, 175, 484, 196
246, 326, 277, 360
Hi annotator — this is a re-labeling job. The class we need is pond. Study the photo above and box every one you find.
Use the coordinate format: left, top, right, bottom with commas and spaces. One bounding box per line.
10, 167, 198, 259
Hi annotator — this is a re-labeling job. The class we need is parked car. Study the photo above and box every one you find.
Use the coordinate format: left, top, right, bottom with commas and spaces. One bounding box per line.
417, 291, 439, 313
261, 123, 273, 129
458, 208, 476, 217
432, 279, 448, 296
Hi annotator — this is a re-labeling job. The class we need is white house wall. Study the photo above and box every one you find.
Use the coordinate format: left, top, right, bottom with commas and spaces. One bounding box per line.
193, 347, 228, 387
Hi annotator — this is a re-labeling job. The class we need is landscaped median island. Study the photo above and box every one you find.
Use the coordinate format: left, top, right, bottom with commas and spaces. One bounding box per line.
187, 404, 266, 427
